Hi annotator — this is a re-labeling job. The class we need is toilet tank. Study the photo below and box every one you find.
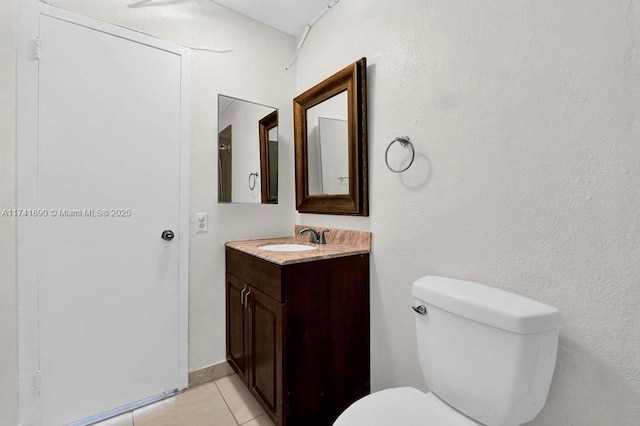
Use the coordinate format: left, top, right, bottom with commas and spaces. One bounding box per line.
413, 276, 561, 426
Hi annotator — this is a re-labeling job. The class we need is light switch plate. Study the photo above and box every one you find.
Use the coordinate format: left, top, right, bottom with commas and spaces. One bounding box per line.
195, 213, 208, 233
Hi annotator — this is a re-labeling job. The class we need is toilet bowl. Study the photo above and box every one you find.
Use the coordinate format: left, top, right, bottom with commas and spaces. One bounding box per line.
333, 387, 480, 425
333, 275, 562, 426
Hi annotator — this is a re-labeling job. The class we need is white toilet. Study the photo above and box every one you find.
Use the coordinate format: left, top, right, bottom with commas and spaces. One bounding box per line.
334, 275, 562, 426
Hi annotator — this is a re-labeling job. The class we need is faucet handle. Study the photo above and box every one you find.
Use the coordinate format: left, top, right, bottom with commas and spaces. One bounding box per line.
318, 229, 330, 244
299, 227, 320, 243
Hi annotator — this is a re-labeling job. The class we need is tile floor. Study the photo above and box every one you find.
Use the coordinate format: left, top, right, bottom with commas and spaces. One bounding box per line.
95, 374, 274, 426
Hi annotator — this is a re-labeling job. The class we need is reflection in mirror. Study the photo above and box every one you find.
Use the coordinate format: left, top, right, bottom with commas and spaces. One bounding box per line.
259, 110, 278, 204
306, 92, 349, 195
218, 125, 232, 202
218, 95, 278, 204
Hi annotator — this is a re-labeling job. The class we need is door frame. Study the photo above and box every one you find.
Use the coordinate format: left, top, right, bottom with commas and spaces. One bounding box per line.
17, 3, 190, 424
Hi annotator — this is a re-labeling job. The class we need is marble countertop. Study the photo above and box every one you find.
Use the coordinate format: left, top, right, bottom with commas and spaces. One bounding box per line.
225, 226, 371, 266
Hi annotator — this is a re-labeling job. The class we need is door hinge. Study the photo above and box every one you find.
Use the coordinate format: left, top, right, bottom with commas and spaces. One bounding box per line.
35, 371, 41, 393
35, 37, 41, 60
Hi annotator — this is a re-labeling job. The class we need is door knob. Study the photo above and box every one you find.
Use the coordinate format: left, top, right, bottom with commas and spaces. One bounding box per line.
161, 230, 175, 241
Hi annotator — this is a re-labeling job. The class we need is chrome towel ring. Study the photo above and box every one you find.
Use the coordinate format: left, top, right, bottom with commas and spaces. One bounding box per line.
385, 136, 415, 173
248, 172, 258, 190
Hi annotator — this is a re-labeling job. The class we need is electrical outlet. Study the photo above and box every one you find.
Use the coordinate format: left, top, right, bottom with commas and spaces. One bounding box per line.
195, 213, 208, 233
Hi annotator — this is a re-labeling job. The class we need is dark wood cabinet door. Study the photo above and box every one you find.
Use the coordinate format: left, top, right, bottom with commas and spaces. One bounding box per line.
226, 273, 248, 381
247, 287, 283, 423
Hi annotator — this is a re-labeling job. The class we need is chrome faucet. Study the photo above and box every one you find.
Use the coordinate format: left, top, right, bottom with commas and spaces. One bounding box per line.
298, 228, 330, 244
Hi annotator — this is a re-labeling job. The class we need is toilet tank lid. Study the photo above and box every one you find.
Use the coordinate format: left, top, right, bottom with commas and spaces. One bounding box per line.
413, 275, 562, 334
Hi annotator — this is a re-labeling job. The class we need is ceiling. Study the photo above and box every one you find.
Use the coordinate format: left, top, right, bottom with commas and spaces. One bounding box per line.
212, 0, 333, 37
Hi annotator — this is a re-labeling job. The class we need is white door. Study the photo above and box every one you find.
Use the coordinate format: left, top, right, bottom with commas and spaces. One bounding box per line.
33, 13, 188, 426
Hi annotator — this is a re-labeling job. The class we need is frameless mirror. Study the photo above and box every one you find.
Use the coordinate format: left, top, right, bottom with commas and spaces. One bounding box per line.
218, 95, 278, 204
294, 58, 368, 215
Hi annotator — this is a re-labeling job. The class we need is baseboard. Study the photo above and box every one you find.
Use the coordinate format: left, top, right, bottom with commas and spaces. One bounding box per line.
188, 361, 234, 388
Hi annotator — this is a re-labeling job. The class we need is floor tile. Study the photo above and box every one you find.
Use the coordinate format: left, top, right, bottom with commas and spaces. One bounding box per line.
94, 412, 133, 426
133, 382, 237, 426
241, 414, 276, 426
216, 374, 266, 424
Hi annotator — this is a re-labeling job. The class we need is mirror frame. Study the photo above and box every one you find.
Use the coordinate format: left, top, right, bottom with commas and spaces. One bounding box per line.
294, 58, 368, 216
259, 110, 278, 204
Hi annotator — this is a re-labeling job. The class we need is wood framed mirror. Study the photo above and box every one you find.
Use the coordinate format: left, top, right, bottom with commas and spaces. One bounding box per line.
294, 58, 368, 216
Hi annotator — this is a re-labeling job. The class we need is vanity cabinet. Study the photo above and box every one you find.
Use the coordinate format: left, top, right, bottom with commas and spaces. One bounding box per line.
225, 246, 370, 426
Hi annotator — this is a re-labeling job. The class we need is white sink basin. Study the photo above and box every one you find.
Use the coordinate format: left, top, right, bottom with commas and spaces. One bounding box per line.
259, 243, 318, 252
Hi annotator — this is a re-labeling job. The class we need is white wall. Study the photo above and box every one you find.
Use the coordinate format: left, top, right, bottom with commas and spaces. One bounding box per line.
0, 0, 18, 423
295, 0, 640, 424
9, 0, 295, 392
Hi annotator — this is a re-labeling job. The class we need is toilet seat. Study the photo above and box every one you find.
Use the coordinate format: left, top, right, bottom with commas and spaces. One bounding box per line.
333, 387, 481, 426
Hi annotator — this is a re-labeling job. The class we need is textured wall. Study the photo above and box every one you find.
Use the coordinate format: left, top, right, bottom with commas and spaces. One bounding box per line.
12, 0, 296, 379
295, 0, 640, 424
0, 0, 18, 424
